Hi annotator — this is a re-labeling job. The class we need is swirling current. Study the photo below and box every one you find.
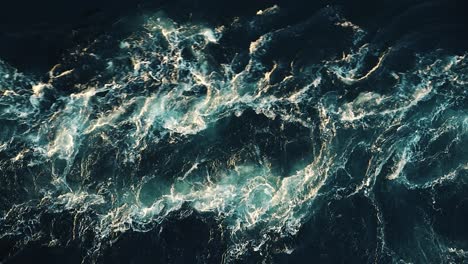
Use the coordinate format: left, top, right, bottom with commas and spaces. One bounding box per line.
0, 1, 467, 263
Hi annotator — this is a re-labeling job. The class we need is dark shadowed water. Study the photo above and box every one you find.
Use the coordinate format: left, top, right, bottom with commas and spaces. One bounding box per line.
0, 0, 467, 263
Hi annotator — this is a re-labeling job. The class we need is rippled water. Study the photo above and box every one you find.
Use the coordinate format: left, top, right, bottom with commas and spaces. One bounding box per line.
0, 1, 467, 263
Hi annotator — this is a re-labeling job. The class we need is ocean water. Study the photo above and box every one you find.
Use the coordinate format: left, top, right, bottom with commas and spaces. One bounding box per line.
0, 0, 467, 263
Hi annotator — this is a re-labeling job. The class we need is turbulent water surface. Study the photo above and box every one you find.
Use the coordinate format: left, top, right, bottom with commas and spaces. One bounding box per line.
0, 0, 467, 263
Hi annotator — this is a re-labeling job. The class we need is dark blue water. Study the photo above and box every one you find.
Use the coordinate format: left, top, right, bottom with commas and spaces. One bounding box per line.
0, 0, 467, 263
